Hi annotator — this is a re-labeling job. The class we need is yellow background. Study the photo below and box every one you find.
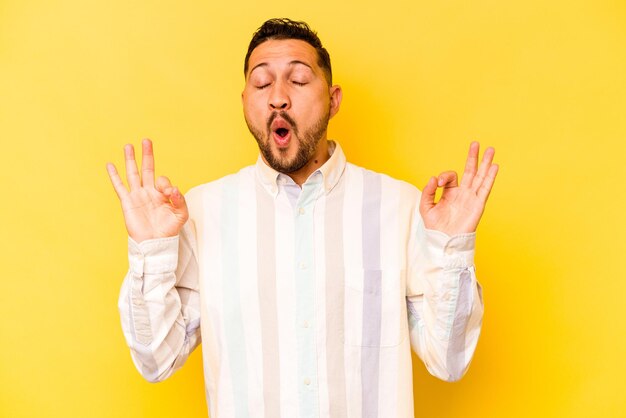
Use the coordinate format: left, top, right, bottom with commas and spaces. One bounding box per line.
1, 0, 625, 417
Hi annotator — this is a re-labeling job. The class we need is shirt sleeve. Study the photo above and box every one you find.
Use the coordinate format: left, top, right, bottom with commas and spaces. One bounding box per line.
406, 211, 484, 382
118, 220, 201, 382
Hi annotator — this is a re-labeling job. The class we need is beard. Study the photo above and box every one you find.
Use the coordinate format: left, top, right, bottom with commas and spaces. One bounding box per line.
245, 110, 330, 174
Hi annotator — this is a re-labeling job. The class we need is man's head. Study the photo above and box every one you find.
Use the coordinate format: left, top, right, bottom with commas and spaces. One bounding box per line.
242, 18, 342, 179
244, 18, 333, 86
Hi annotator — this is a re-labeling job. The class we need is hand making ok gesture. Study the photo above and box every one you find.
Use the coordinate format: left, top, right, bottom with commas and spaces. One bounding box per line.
106, 139, 188, 243
419, 142, 499, 236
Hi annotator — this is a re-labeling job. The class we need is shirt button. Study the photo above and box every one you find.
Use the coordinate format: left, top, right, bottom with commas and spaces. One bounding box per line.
299, 262, 307, 270
298, 207, 305, 215
304, 378, 311, 386
303, 320, 309, 328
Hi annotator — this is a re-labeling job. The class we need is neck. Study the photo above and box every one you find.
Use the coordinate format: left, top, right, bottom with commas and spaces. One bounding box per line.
287, 140, 330, 187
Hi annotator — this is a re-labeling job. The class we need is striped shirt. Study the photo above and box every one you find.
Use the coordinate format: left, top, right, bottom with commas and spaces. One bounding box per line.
118, 141, 484, 418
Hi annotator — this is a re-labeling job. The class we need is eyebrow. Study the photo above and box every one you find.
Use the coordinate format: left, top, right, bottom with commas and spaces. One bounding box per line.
249, 60, 313, 76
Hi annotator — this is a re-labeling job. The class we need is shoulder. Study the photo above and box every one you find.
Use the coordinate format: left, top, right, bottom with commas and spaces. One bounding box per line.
184, 165, 256, 213
344, 162, 421, 201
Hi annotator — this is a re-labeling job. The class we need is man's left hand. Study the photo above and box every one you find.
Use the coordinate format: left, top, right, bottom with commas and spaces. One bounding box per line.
419, 142, 499, 236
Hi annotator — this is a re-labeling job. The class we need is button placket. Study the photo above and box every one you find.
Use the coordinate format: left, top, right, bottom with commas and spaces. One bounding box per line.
292, 179, 320, 411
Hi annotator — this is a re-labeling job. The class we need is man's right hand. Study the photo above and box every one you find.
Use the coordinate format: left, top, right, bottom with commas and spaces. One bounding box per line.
106, 139, 188, 243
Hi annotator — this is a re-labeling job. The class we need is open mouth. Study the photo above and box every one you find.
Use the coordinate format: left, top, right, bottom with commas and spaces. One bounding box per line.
272, 128, 291, 147
270, 117, 293, 147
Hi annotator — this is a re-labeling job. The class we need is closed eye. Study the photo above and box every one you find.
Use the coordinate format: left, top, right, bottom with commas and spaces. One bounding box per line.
256, 83, 271, 90
292, 81, 307, 86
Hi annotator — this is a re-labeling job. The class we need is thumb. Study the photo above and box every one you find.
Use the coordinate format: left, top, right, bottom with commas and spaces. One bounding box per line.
156, 175, 173, 193
419, 176, 437, 215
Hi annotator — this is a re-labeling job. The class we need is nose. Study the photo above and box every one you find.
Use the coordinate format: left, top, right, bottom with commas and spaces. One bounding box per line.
268, 82, 290, 110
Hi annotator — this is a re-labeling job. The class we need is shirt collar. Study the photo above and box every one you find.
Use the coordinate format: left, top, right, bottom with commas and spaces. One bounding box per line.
255, 140, 347, 197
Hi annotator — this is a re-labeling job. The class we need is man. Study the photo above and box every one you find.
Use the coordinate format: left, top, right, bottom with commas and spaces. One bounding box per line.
107, 18, 498, 418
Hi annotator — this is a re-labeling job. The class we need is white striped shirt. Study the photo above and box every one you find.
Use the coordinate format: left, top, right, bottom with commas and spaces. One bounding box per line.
118, 141, 484, 418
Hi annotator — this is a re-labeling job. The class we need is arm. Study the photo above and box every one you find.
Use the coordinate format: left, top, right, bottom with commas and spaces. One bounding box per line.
118, 221, 201, 382
107, 139, 199, 381
407, 142, 497, 381
406, 221, 483, 382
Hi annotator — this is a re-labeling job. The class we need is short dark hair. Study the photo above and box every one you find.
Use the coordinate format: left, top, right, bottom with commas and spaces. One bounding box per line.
244, 18, 332, 85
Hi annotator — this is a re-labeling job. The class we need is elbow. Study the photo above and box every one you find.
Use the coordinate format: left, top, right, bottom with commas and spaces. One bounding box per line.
127, 345, 177, 384
445, 346, 477, 382
143, 374, 163, 384
135, 359, 176, 384
444, 365, 469, 382
426, 361, 470, 383
444, 353, 474, 382
143, 372, 168, 384
424, 349, 474, 382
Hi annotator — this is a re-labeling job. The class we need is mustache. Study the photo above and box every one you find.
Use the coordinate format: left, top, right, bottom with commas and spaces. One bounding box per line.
267, 111, 298, 134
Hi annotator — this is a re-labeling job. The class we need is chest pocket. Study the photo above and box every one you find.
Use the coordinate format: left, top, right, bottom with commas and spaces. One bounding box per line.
343, 268, 407, 347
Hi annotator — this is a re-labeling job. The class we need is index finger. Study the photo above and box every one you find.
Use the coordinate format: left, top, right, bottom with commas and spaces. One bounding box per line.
141, 138, 155, 188
106, 162, 129, 200
460, 141, 479, 187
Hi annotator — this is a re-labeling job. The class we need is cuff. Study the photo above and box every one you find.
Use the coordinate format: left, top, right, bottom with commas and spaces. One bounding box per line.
128, 235, 180, 276
424, 228, 476, 269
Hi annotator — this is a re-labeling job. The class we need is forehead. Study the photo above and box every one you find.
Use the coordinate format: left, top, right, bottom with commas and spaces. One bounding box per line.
247, 39, 319, 74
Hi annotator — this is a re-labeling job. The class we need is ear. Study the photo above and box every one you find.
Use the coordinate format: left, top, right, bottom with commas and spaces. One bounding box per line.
329, 85, 343, 119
